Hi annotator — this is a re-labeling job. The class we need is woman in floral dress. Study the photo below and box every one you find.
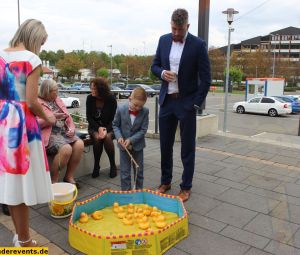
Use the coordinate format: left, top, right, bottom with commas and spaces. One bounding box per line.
0, 19, 55, 247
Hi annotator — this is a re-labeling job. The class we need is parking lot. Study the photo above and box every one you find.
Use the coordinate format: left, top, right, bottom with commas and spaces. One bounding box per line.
62, 92, 300, 137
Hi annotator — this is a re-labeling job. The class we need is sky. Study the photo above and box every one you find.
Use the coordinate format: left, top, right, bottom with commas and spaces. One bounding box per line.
0, 0, 300, 56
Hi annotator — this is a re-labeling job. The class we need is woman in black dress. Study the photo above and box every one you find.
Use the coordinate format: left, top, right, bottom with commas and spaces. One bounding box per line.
86, 77, 117, 178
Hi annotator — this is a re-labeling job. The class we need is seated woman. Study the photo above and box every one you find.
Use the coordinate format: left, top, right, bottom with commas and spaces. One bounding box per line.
37, 80, 84, 188
86, 77, 117, 178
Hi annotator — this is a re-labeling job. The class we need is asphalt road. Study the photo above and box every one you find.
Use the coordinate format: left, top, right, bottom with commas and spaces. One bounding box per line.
63, 92, 300, 137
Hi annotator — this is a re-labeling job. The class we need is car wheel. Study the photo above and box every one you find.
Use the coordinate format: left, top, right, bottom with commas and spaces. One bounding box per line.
71, 101, 79, 108
268, 108, 278, 117
236, 105, 245, 114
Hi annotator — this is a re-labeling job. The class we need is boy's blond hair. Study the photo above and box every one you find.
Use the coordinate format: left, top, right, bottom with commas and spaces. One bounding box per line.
131, 87, 147, 101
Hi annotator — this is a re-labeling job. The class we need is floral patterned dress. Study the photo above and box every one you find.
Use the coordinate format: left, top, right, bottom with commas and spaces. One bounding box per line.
0, 50, 53, 206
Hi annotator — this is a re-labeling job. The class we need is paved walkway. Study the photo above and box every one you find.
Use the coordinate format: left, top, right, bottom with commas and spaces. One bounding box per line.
1, 133, 300, 255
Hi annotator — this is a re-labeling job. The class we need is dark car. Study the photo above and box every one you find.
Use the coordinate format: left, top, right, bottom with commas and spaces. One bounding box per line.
151, 84, 161, 91
125, 84, 157, 97
111, 85, 130, 99
69, 83, 90, 93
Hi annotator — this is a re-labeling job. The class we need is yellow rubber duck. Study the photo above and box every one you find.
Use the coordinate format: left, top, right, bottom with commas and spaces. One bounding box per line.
117, 212, 126, 219
139, 221, 150, 230
91, 210, 103, 220
123, 215, 134, 225
79, 212, 89, 223
113, 202, 119, 213
155, 221, 167, 229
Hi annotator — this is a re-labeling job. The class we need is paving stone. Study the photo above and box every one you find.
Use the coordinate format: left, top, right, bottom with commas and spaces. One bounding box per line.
29, 215, 65, 237
214, 177, 248, 190
270, 202, 300, 225
217, 189, 280, 214
176, 224, 250, 255
206, 203, 257, 228
193, 172, 219, 182
242, 175, 282, 190
274, 183, 300, 198
213, 168, 251, 182
246, 150, 276, 160
221, 157, 266, 170
261, 165, 293, 177
245, 186, 300, 206
244, 214, 299, 243
183, 193, 222, 215
264, 172, 296, 183
0, 226, 13, 246
197, 150, 230, 161
288, 228, 300, 249
189, 179, 230, 198
269, 155, 299, 166
48, 230, 78, 254
37, 206, 70, 230
244, 247, 273, 255
46, 242, 66, 255
221, 225, 270, 249
189, 212, 226, 233
164, 247, 191, 255
264, 240, 300, 255
197, 162, 226, 175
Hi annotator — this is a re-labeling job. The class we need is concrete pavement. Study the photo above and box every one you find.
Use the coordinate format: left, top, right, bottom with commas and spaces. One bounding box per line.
1, 132, 300, 255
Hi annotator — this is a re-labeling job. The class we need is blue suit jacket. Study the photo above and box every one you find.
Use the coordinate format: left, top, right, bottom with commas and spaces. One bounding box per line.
151, 32, 211, 109
112, 103, 149, 151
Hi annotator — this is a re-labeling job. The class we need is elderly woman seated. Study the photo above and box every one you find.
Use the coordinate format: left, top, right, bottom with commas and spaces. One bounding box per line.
37, 80, 84, 188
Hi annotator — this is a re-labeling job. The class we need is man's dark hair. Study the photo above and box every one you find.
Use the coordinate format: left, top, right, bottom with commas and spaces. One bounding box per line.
171, 8, 189, 26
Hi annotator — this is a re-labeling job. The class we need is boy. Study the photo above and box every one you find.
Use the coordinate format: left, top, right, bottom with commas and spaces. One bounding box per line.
113, 87, 149, 190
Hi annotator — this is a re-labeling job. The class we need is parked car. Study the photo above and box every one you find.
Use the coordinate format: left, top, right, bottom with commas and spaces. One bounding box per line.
111, 84, 130, 99
273, 96, 300, 113
69, 83, 90, 93
151, 84, 161, 91
59, 93, 80, 108
125, 84, 157, 97
233, 96, 292, 117
57, 83, 70, 90
112, 82, 126, 89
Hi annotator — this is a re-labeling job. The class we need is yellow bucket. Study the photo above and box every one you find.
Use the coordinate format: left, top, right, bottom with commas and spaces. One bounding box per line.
49, 182, 78, 218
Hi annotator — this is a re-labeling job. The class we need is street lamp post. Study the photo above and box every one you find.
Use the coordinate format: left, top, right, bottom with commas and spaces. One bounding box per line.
108, 45, 112, 85
222, 8, 238, 133
269, 34, 278, 78
17, 0, 20, 27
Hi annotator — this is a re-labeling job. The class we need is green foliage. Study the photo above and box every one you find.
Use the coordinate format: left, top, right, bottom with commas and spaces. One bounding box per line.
97, 68, 109, 78
56, 53, 83, 79
224, 66, 243, 84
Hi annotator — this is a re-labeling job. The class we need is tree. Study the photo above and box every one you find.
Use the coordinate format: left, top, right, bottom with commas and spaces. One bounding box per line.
96, 68, 109, 78
56, 53, 83, 79
224, 66, 243, 84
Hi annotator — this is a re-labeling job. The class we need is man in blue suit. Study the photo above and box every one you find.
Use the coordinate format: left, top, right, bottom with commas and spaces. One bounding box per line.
151, 8, 211, 202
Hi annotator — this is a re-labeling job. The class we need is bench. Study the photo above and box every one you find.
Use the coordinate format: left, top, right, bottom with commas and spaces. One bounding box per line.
47, 114, 120, 179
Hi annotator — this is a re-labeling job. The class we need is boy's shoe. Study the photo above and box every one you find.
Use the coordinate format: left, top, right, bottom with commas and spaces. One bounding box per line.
109, 167, 117, 178
92, 168, 100, 178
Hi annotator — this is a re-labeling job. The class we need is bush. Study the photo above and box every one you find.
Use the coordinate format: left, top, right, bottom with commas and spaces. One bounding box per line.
284, 87, 297, 92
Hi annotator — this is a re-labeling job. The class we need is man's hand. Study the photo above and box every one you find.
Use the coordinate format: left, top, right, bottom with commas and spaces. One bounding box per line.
163, 70, 177, 83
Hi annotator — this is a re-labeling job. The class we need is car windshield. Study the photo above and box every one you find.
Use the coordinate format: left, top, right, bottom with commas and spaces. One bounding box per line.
275, 97, 287, 103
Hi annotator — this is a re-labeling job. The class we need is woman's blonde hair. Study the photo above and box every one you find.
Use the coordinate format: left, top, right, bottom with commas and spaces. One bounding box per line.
39, 79, 57, 100
10, 19, 47, 54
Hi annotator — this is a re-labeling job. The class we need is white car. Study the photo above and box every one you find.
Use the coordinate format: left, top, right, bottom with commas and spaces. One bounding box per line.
233, 96, 292, 117
59, 93, 80, 108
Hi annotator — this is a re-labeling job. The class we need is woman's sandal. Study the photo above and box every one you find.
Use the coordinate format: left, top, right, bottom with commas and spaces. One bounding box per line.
13, 234, 18, 246
15, 238, 38, 247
